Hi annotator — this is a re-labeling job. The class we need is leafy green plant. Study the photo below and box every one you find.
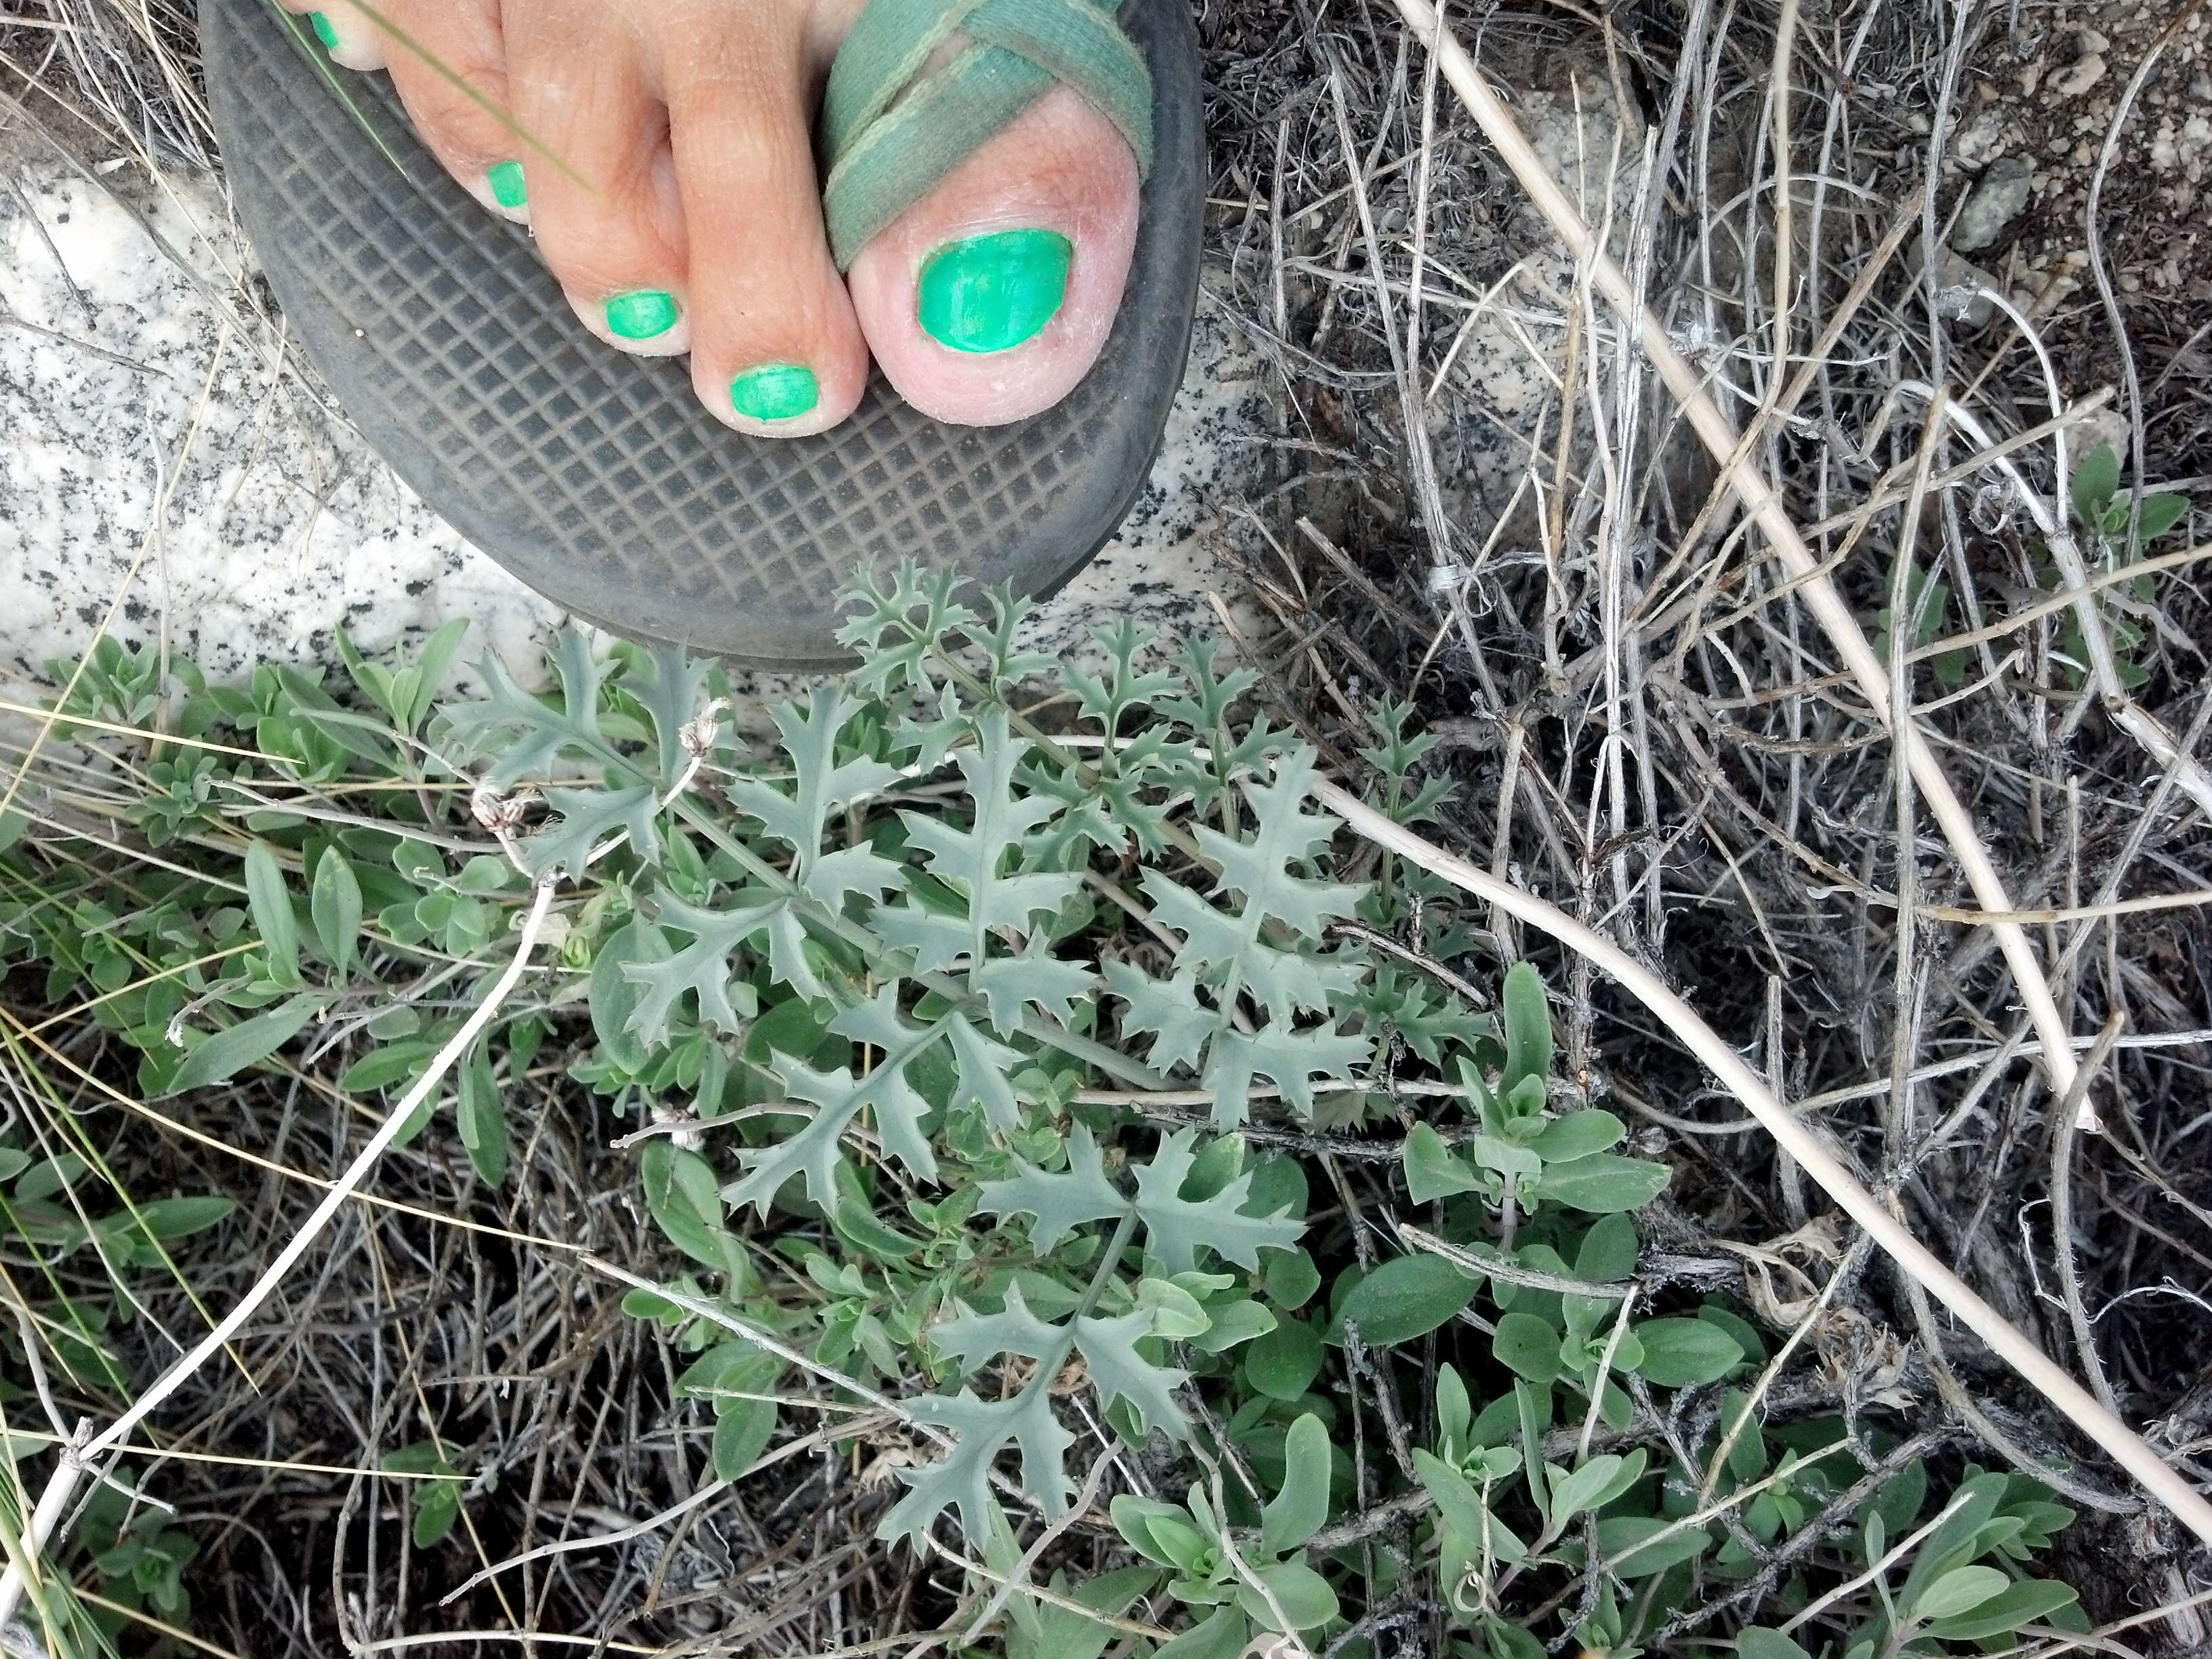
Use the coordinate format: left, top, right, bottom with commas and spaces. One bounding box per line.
2049, 442, 2193, 689
1, 564, 2093, 1657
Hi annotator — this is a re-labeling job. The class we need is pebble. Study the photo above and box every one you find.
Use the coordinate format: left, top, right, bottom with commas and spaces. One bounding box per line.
1951, 157, 2034, 251
2055, 54, 2109, 99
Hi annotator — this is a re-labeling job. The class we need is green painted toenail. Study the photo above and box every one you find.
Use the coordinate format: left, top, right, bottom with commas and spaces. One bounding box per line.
730, 363, 819, 423
917, 229, 1072, 354
487, 161, 527, 210
605, 290, 679, 342
308, 12, 340, 49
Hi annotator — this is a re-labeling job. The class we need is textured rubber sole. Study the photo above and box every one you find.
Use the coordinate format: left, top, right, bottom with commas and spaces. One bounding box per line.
201, 0, 1202, 667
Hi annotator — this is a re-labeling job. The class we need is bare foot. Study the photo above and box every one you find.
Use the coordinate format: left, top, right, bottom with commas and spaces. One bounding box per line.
287, 1, 1142, 436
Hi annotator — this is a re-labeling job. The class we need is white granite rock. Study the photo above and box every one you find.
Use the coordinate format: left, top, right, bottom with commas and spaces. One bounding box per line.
0, 152, 1270, 704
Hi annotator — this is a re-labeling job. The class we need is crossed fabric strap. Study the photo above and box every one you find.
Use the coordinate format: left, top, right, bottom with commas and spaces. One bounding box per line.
820, 0, 1154, 272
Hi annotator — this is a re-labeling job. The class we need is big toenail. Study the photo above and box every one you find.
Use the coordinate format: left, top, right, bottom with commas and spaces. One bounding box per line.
487, 162, 528, 210
730, 364, 819, 423
917, 230, 1072, 354
308, 11, 340, 49
605, 290, 680, 342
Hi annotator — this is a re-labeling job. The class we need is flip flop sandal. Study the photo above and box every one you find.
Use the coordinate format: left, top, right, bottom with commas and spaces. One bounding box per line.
201, 0, 1201, 667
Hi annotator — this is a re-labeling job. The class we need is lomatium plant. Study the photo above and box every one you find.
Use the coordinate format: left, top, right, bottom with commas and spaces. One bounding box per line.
4, 565, 2089, 1656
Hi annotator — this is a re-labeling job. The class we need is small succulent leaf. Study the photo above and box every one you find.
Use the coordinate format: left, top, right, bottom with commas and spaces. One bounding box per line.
1500, 962, 1551, 1096
1536, 1153, 1671, 1214
1403, 1123, 1483, 1202
244, 840, 300, 989
977, 1124, 1130, 1254
621, 889, 783, 1046
1244, 1318, 1322, 1400
1547, 1454, 1627, 1526
1413, 1448, 1492, 1543
1242, 1559, 1336, 1633
1113, 1494, 1196, 1566
1152, 1607, 1250, 1659
1202, 1023, 1370, 1130
1632, 1317, 1744, 1387
1913, 1564, 2011, 1622
1129, 1130, 1304, 1275
1260, 1414, 1330, 1553
2070, 444, 2119, 524
523, 784, 660, 878
1735, 1630, 1812, 1659
1924, 1579, 2080, 1641
310, 847, 362, 981
878, 1385, 1076, 1543
1530, 1109, 1625, 1164
1334, 1256, 1477, 1347
1492, 1311, 1563, 1385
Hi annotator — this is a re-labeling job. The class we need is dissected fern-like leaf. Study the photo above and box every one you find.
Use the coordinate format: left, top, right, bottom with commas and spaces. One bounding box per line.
726, 685, 903, 909
1141, 750, 1365, 1023
878, 1384, 1073, 1544
1125, 1130, 1303, 1274
1103, 962, 1225, 1072
1202, 1025, 1371, 1131
933, 1284, 1188, 1439
621, 888, 783, 1047
725, 993, 947, 1215
445, 630, 613, 785
980, 1126, 1302, 1274
520, 784, 659, 878
946, 1012, 1026, 1133
631, 641, 718, 786
878, 710, 1084, 970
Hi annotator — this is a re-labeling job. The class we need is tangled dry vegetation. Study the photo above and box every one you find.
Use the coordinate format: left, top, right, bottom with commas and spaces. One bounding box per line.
1, 0, 2211, 1656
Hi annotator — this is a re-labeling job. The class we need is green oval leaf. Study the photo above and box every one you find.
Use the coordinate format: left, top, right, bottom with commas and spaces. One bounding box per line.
1332, 1254, 1476, 1347
161, 994, 319, 1098
1631, 1317, 1744, 1387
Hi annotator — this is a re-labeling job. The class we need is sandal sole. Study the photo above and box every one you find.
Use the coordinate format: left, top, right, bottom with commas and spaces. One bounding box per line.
200, 0, 1202, 667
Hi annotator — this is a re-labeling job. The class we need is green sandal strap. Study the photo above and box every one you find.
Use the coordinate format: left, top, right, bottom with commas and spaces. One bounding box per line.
821, 0, 1153, 272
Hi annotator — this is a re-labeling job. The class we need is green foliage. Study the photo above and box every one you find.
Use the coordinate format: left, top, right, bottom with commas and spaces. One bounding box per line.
2, 567, 2091, 1656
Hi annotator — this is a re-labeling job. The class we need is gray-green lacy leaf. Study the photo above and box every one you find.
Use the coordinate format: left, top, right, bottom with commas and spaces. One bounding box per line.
879, 1385, 1074, 1543
1105, 962, 1226, 1073
1128, 1130, 1303, 1275
947, 1012, 1025, 1132
978, 1123, 1127, 1253
444, 632, 612, 785
632, 640, 717, 785
1202, 1023, 1370, 1130
725, 684, 903, 908
521, 785, 659, 878
931, 1286, 1188, 1441
621, 889, 782, 1046
881, 710, 1083, 964
724, 1000, 946, 1214
970, 947, 1097, 1038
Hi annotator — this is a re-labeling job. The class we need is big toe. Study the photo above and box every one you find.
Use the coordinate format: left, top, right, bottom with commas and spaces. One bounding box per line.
844, 85, 1139, 428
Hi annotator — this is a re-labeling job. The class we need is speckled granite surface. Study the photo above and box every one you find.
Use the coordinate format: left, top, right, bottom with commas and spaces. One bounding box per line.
0, 154, 1270, 699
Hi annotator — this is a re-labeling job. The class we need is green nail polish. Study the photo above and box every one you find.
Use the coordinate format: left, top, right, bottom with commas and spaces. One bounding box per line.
605, 289, 679, 342
308, 11, 340, 49
917, 229, 1072, 354
730, 363, 819, 423
487, 161, 528, 210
